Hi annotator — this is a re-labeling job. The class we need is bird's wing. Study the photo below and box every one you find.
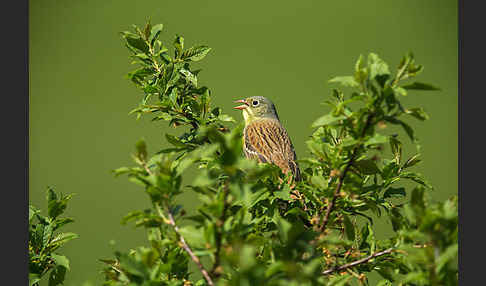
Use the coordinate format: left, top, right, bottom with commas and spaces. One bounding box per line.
244, 119, 301, 181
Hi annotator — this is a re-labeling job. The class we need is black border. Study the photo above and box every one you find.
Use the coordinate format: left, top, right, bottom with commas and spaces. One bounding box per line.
459, 0, 484, 285
3, 0, 29, 284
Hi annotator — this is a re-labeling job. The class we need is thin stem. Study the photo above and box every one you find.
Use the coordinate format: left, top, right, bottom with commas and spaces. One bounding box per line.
160, 205, 215, 286
322, 248, 394, 275
147, 165, 213, 285
142, 163, 154, 176
147, 39, 162, 75
320, 113, 374, 232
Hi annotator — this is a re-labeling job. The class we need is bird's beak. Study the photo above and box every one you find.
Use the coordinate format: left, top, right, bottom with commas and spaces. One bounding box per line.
234, 99, 248, 110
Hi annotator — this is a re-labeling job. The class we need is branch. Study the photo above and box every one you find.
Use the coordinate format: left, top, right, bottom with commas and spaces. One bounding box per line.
322, 248, 394, 275
320, 113, 374, 232
157, 204, 215, 286
142, 162, 154, 176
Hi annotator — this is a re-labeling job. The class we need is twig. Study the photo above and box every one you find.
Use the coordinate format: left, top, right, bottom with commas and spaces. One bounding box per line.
145, 162, 213, 284
320, 113, 374, 232
322, 248, 394, 275
157, 204, 215, 286
147, 163, 214, 285
142, 163, 154, 176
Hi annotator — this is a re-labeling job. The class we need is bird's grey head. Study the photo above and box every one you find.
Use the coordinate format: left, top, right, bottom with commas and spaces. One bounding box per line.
234, 96, 280, 123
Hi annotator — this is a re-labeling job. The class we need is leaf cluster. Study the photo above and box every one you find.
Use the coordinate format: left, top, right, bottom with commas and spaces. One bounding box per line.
121, 21, 232, 142
102, 22, 457, 286
29, 188, 78, 286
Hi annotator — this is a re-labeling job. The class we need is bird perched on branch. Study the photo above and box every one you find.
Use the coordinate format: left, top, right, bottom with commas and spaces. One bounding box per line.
234, 96, 301, 183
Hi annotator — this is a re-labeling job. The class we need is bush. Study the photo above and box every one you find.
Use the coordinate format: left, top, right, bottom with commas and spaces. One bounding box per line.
29, 188, 78, 286
28, 21, 457, 286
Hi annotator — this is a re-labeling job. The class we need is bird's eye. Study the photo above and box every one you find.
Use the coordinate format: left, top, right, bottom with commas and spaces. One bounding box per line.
252, 100, 259, 106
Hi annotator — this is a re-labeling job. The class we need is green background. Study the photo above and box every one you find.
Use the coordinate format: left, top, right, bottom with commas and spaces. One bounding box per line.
29, 0, 457, 285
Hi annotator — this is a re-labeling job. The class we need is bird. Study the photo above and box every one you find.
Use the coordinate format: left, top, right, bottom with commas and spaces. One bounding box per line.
234, 96, 301, 183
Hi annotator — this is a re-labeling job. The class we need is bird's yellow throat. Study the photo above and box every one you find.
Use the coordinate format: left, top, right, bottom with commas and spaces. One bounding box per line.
242, 108, 257, 125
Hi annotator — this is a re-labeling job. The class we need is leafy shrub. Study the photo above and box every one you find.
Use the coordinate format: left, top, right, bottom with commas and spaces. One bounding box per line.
99, 21, 457, 286
29, 188, 78, 286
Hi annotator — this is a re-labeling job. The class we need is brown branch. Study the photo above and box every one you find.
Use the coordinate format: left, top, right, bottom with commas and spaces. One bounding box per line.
166, 210, 215, 286
322, 248, 394, 275
320, 113, 374, 232
154, 203, 214, 286
147, 166, 213, 285
143, 157, 213, 285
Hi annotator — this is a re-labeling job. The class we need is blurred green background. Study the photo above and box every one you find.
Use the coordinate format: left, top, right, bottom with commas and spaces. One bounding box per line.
29, 0, 457, 285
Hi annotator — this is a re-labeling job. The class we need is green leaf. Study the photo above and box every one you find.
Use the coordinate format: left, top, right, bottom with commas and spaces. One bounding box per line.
341, 137, 358, 147
149, 24, 163, 43
306, 140, 326, 159
48, 266, 67, 286
394, 86, 407, 96
239, 245, 257, 270
376, 280, 393, 286
327, 274, 353, 286
191, 170, 213, 187
143, 22, 151, 40
178, 225, 205, 248
328, 76, 359, 87
274, 214, 292, 244
405, 107, 429, 121
385, 117, 416, 142
400, 271, 428, 284
51, 253, 70, 270
402, 82, 440, 91
354, 159, 380, 175
182, 46, 211, 62
29, 273, 41, 286
410, 186, 426, 211
47, 188, 58, 204
435, 243, 458, 273
401, 172, 432, 189
354, 54, 364, 73
248, 188, 270, 208
343, 215, 355, 241
389, 136, 402, 164
442, 196, 458, 220
165, 134, 186, 147
311, 175, 328, 189
403, 154, 422, 169
135, 139, 148, 161
274, 184, 292, 201
265, 261, 285, 277
173, 35, 184, 57
50, 232, 79, 248
368, 53, 390, 84
383, 187, 406, 199
47, 188, 71, 220
217, 114, 235, 123
42, 222, 54, 246
354, 54, 368, 85
365, 133, 388, 146
311, 114, 346, 128
29, 205, 39, 224
49, 266, 66, 286
112, 167, 133, 177
117, 252, 148, 278
179, 68, 197, 87
123, 34, 149, 54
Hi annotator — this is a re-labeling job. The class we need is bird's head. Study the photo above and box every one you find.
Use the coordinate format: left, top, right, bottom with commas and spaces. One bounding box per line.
234, 96, 279, 124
